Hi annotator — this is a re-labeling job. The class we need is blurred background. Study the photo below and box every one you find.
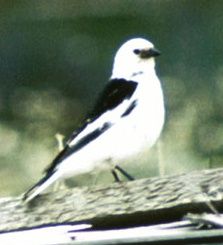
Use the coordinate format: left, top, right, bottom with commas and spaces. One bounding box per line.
0, 0, 222, 196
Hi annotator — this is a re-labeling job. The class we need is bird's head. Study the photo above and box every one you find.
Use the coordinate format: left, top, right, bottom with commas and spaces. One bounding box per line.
111, 38, 160, 80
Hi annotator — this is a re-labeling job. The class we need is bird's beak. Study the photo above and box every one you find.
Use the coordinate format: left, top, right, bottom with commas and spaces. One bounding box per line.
140, 48, 161, 58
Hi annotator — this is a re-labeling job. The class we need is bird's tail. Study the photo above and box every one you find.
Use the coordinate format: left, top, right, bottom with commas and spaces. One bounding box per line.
23, 171, 60, 203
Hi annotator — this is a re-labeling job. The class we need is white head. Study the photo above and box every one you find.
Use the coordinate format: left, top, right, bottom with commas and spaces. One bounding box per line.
111, 38, 160, 80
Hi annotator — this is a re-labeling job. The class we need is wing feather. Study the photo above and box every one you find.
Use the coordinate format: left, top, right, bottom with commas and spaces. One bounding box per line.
45, 79, 137, 175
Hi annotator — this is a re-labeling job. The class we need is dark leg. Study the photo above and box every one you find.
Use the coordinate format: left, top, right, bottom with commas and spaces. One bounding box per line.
115, 165, 135, 181
111, 169, 121, 182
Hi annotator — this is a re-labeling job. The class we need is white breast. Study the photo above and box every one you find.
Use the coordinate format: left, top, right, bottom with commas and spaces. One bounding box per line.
113, 72, 165, 158
90, 71, 165, 162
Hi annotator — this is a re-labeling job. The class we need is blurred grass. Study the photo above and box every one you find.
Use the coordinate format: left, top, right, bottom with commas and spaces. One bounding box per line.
0, 1, 222, 196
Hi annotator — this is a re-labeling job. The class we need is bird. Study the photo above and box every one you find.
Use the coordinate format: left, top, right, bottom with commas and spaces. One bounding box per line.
23, 37, 165, 203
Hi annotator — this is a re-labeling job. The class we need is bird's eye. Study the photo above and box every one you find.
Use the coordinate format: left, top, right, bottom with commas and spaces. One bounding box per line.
133, 49, 141, 55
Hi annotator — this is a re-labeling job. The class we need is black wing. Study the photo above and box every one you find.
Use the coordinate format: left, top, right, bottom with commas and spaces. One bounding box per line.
89, 78, 138, 120
45, 78, 138, 175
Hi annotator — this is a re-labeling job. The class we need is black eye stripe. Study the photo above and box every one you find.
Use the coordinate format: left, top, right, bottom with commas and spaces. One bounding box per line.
133, 49, 141, 55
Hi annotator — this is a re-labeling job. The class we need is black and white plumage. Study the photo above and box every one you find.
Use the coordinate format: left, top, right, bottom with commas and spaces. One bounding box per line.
23, 37, 165, 203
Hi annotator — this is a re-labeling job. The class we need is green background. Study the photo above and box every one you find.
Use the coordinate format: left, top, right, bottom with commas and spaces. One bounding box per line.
0, 1, 222, 196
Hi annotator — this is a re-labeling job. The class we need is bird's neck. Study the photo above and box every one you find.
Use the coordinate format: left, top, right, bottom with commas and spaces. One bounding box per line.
111, 59, 156, 81
111, 67, 157, 84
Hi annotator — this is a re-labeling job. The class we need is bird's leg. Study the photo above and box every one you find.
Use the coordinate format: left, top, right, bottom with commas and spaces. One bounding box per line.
114, 165, 135, 181
111, 169, 121, 182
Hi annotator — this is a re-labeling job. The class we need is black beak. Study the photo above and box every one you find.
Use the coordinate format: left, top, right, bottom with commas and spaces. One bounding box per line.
140, 47, 161, 58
